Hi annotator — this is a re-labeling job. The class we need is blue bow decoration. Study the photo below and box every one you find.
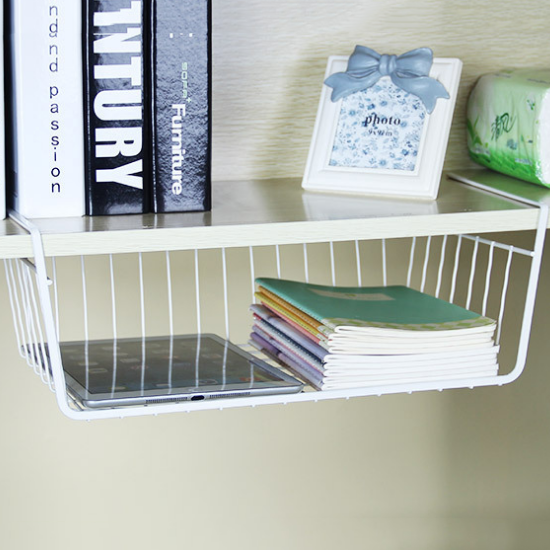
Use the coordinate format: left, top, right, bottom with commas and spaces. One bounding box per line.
324, 46, 449, 114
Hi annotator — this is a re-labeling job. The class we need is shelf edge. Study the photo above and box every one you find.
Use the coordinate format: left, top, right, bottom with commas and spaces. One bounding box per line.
36, 209, 539, 257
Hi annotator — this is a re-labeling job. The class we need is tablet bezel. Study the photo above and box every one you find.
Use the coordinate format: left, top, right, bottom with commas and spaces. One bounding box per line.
47, 334, 303, 409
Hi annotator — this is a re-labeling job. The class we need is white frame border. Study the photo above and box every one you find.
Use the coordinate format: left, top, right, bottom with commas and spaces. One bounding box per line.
302, 56, 463, 200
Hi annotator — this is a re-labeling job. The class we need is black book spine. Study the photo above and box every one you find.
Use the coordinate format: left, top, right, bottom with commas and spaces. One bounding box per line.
150, 0, 212, 213
83, 0, 149, 215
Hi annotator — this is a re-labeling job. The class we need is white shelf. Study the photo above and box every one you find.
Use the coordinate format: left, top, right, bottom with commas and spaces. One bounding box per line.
2, 170, 546, 259
6, 168, 549, 420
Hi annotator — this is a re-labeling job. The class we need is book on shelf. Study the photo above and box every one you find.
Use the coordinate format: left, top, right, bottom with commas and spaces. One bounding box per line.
249, 278, 499, 391
83, 0, 149, 215
5, 1, 86, 218
150, 0, 212, 213
4, 0, 212, 219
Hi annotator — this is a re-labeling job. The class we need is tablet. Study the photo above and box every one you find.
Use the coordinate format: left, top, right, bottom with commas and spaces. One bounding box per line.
39, 334, 303, 409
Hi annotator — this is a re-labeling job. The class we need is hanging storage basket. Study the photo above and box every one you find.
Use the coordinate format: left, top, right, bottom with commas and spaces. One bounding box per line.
4, 182, 548, 420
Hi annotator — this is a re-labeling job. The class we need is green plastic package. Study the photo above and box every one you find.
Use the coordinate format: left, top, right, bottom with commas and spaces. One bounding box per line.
467, 69, 550, 186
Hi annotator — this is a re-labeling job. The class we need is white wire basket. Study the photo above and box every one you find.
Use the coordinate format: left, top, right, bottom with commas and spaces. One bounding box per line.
4, 194, 548, 420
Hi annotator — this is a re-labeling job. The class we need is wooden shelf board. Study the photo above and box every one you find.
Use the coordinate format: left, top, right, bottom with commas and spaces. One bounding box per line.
0, 173, 541, 258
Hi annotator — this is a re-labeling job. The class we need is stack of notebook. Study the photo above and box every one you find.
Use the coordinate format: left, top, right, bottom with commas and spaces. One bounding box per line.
249, 278, 499, 390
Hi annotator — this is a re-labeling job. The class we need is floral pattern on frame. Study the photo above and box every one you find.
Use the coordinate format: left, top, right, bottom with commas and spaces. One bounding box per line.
329, 78, 426, 172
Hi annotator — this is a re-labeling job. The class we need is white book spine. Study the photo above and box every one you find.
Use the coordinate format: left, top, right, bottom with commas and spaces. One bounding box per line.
9, 1, 84, 218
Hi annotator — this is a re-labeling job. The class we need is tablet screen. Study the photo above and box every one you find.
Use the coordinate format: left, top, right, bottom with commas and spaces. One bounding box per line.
57, 334, 303, 407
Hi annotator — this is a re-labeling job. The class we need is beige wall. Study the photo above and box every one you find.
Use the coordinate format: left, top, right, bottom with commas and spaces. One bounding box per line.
2, 1, 550, 549
211, 0, 549, 181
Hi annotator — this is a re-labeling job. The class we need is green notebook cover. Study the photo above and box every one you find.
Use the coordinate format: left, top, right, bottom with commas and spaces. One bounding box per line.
256, 278, 495, 334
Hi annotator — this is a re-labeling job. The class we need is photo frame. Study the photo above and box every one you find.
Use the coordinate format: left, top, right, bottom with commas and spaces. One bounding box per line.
302, 51, 462, 200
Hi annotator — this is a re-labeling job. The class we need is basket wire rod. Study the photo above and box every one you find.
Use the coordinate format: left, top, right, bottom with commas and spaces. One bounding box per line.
195, 333, 201, 386
12, 261, 30, 359
502, 202, 548, 382
24, 264, 52, 389
109, 254, 118, 341
108, 254, 119, 396
110, 342, 119, 399
381, 239, 387, 286
166, 251, 174, 389
481, 241, 495, 317
420, 236, 432, 293
138, 252, 146, 338
449, 235, 463, 304
465, 237, 480, 310
138, 252, 146, 391
17, 263, 39, 368
275, 244, 281, 279
168, 332, 174, 389
330, 241, 336, 285
222, 339, 228, 386
461, 234, 533, 257
222, 247, 230, 340
303, 243, 309, 283
165, 251, 174, 336
355, 240, 362, 286
406, 237, 416, 288
194, 249, 202, 333
51, 257, 60, 338
17, 261, 39, 370
81, 256, 89, 342
24, 264, 48, 381
4, 262, 21, 353
435, 235, 448, 298
21, 265, 41, 373
17, 263, 38, 368
4, 260, 26, 359
249, 246, 256, 302
14, 260, 29, 366
80, 256, 91, 392
167, 283, 174, 389
140, 337, 146, 392
496, 246, 513, 345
